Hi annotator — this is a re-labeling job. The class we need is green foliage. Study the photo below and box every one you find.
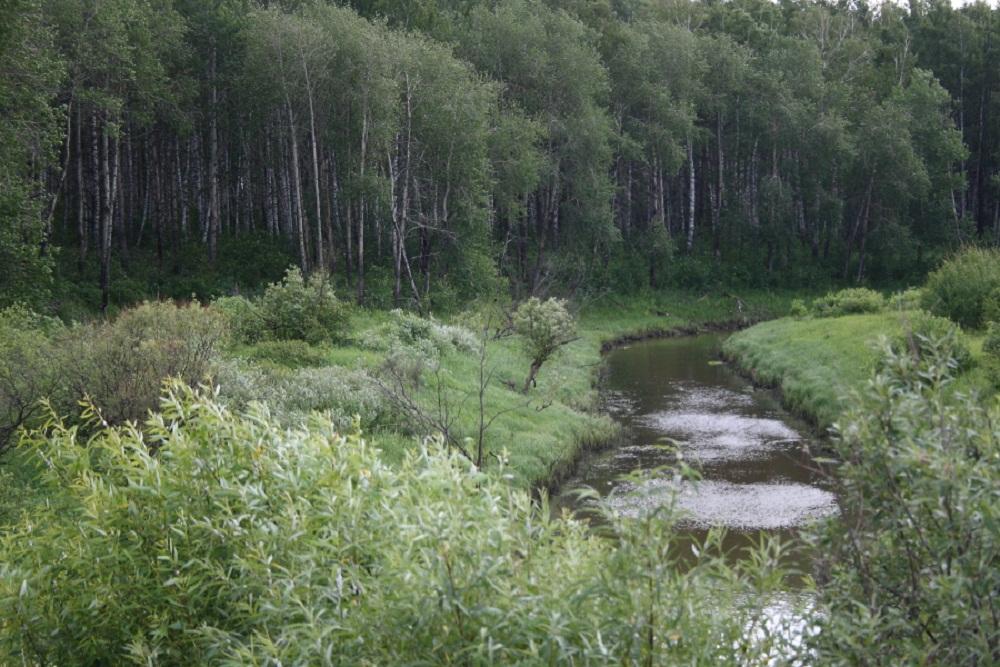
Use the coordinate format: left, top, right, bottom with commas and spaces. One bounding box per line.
257, 268, 350, 344
0, 0, 61, 310
810, 336, 1000, 664
984, 321, 1000, 359
362, 309, 478, 357
789, 298, 809, 318
513, 297, 576, 366
922, 247, 1000, 328
0, 384, 781, 665
211, 295, 264, 344
890, 310, 972, 371
811, 287, 885, 317
64, 301, 226, 425
513, 297, 577, 391
0, 306, 66, 453
235, 340, 332, 369
213, 359, 385, 431
983, 287, 1000, 325
887, 287, 925, 311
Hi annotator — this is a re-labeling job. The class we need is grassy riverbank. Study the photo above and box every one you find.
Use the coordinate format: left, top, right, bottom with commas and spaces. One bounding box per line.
0, 289, 798, 530
724, 311, 993, 429
229, 290, 799, 490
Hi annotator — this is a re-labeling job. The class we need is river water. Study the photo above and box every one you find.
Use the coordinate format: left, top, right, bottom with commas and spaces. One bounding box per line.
555, 332, 839, 577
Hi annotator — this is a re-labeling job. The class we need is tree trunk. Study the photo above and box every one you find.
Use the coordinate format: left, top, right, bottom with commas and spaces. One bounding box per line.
356, 110, 368, 304
302, 50, 324, 271
522, 359, 542, 394
208, 46, 221, 265
76, 106, 87, 274
686, 137, 696, 252
285, 100, 308, 272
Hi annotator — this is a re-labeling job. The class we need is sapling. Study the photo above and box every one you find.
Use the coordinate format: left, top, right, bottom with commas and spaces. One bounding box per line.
512, 297, 577, 393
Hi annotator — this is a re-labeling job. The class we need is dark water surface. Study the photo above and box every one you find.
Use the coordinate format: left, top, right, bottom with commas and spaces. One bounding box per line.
554, 333, 839, 574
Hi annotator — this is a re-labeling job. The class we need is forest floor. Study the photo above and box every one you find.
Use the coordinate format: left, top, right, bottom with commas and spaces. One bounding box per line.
723, 312, 993, 430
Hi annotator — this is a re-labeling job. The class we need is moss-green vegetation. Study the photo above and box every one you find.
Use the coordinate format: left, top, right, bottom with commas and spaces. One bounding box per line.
725, 311, 991, 429
0, 384, 793, 665
219, 289, 797, 489
726, 271, 999, 429
810, 333, 1000, 664
724, 313, 899, 428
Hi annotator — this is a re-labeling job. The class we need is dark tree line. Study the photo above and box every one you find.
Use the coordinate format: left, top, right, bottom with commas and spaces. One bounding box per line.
2, 0, 998, 311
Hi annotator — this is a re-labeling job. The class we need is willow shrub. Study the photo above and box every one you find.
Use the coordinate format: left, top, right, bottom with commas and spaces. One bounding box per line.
922, 246, 1000, 328
810, 287, 885, 317
257, 267, 349, 344
64, 301, 226, 425
809, 332, 1000, 664
0, 305, 67, 453
0, 385, 790, 665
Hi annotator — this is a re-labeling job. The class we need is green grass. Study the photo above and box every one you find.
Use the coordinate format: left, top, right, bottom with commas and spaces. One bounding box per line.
724, 312, 994, 430
0, 288, 800, 527
230, 289, 799, 489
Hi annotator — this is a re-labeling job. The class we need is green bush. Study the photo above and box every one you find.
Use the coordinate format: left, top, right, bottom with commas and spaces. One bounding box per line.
811, 287, 885, 317
513, 297, 577, 392
983, 321, 1000, 358
361, 309, 478, 358
235, 339, 331, 369
922, 246, 1000, 328
213, 359, 385, 430
983, 287, 1000, 325
887, 287, 925, 311
811, 336, 1000, 664
0, 384, 783, 665
889, 310, 972, 371
65, 301, 226, 425
0, 306, 67, 453
789, 298, 809, 318
258, 267, 349, 344
211, 295, 264, 344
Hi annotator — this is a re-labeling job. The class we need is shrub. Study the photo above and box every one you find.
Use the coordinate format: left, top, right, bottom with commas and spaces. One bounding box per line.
889, 310, 972, 371
236, 339, 331, 369
789, 299, 809, 318
0, 384, 780, 665
810, 287, 885, 317
258, 267, 349, 343
213, 359, 385, 430
0, 306, 67, 453
983, 321, 1000, 358
887, 287, 925, 311
810, 336, 1000, 664
922, 246, 1000, 328
513, 297, 576, 392
362, 309, 479, 358
211, 295, 264, 344
983, 287, 1000, 325
65, 301, 226, 425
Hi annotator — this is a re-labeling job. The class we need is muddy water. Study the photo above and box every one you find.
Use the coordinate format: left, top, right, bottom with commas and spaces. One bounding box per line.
555, 333, 838, 574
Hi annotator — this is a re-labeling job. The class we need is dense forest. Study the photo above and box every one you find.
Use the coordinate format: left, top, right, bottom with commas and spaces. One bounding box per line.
2, 0, 1000, 664
2, 0, 998, 315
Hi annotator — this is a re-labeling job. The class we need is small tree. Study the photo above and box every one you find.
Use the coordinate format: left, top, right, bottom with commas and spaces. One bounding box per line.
513, 297, 576, 393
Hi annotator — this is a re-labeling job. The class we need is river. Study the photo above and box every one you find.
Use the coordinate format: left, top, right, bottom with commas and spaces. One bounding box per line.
554, 333, 840, 647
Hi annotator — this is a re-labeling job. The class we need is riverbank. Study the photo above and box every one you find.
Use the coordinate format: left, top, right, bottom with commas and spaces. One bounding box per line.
722, 311, 993, 430
242, 290, 800, 490
0, 289, 799, 531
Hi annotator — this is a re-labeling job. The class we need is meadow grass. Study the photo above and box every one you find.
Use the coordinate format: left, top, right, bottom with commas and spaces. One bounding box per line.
724, 312, 992, 430
234, 289, 799, 489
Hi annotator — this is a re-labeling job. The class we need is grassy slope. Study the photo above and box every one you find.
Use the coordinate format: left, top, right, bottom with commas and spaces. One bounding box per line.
724, 312, 991, 430
241, 290, 800, 489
